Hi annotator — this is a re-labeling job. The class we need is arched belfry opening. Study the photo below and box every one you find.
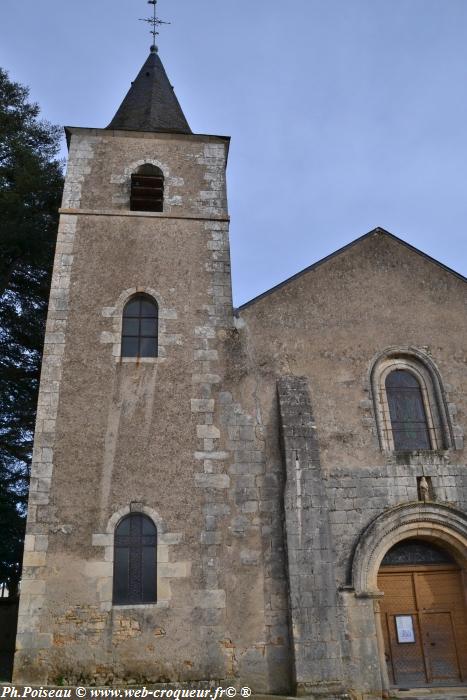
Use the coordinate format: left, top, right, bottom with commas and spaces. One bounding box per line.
130, 164, 164, 212
378, 538, 467, 687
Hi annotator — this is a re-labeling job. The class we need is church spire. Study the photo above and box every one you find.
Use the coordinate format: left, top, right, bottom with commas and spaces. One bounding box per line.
107, 1, 191, 134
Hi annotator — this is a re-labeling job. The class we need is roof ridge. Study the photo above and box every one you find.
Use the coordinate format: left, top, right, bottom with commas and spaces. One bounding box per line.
236, 228, 467, 311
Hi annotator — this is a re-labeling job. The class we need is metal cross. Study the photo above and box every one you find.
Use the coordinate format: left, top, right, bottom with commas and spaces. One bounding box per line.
139, 0, 170, 53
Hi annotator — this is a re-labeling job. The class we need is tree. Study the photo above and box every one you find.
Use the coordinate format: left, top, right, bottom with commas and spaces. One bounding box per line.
0, 68, 64, 595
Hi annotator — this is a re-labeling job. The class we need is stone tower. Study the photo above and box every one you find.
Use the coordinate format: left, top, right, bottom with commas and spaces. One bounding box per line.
13, 46, 235, 683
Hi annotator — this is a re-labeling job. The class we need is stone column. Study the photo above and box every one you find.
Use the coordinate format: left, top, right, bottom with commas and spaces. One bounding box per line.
277, 376, 345, 696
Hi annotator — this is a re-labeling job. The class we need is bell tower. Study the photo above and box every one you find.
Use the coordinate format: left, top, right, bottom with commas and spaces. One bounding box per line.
14, 30, 234, 682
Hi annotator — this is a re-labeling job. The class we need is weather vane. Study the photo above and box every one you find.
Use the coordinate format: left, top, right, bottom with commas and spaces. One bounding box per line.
140, 0, 170, 53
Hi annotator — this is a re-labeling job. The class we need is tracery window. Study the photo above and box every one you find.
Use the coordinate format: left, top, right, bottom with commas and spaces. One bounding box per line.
130, 164, 164, 212
371, 351, 452, 452
113, 513, 157, 605
121, 294, 158, 358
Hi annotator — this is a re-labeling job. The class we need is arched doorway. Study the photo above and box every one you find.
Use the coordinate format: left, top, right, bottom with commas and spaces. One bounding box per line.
378, 539, 467, 687
351, 502, 467, 694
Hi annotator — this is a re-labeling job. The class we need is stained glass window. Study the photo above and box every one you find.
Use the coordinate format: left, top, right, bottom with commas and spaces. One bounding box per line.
113, 513, 157, 605
385, 370, 431, 450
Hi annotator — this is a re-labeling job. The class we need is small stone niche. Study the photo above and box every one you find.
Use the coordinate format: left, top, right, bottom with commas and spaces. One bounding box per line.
417, 475, 435, 502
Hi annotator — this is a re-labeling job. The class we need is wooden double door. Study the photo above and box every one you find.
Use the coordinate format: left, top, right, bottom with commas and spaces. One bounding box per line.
378, 565, 467, 687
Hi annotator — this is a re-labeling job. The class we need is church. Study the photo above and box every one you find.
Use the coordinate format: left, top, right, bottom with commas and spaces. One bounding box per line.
13, 32, 467, 698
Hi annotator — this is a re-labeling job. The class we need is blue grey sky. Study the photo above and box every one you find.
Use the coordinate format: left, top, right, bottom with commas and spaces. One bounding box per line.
2, 1, 467, 306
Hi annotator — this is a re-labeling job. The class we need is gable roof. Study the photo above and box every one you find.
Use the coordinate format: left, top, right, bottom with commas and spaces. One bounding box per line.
237, 227, 467, 311
107, 49, 191, 134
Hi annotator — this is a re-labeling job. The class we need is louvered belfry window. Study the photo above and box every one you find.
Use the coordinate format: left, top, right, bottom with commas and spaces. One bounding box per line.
121, 294, 158, 358
113, 513, 157, 605
130, 164, 164, 212
385, 369, 431, 451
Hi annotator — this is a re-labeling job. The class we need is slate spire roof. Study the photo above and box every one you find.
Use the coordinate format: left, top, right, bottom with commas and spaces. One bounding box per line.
107, 47, 191, 134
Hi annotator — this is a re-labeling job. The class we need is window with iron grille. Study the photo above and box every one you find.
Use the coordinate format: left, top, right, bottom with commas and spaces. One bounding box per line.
121, 294, 158, 358
371, 351, 453, 453
385, 370, 431, 451
113, 513, 157, 605
130, 164, 164, 212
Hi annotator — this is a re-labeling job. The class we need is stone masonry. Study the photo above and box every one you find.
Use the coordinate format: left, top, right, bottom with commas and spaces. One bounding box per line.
14, 48, 467, 697
277, 377, 344, 696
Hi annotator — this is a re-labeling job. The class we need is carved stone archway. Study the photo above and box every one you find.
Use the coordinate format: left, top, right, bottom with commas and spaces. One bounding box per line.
352, 502, 467, 597
351, 502, 467, 694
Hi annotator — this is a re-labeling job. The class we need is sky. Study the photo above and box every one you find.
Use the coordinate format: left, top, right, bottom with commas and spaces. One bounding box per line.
1, 0, 467, 306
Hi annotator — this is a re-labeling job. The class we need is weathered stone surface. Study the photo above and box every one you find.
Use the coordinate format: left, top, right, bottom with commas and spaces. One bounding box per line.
13, 51, 467, 700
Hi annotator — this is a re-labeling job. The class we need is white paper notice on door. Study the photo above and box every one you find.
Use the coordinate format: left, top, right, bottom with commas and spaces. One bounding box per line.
395, 615, 415, 643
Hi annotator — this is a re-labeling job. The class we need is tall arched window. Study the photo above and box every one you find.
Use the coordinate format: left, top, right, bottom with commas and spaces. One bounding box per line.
113, 513, 157, 605
130, 164, 164, 212
371, 351, 453, 452
121, 294, 158, 358
385, 370, 431, 450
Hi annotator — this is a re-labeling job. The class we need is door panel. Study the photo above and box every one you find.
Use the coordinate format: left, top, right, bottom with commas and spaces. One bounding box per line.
421, 611, 460, 683
378, 566, 467, 687
386, 612, 426, 686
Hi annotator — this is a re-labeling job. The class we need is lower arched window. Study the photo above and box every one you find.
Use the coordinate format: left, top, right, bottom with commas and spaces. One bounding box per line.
113, 513, 157, 605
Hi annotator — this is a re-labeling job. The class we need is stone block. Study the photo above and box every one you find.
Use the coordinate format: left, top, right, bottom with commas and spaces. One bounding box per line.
195, 473, 230, 489
92, 533, 113, 547
240, 549, 261, 565
191, 399, 215, 413
23, 551, 46, 567
197, 425, 221, 439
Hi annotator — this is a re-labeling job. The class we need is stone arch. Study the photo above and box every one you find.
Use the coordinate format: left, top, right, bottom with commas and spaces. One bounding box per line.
106, 502, 166, 536
352, 501, 467, 597
91, 503, 189, 609
100, 287, 180, 362
369, 346, 454, 451
113, 287, 164, 316
125, 158, 169, 182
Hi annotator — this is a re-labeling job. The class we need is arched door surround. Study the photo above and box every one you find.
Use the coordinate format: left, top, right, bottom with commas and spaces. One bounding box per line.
352, 502, 467, 598
351, 503, 467, 691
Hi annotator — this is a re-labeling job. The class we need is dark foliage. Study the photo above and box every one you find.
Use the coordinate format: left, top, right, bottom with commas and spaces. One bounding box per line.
0, 68, 63, 594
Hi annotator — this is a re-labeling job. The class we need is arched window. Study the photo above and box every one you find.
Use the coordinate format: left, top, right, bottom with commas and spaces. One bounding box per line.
121, 294, 158, 358
385, 370, 431, 451
130, 164, 164, 212
113, 513, 157, 605
381, 539, 456, 567
371, 351, 453, 452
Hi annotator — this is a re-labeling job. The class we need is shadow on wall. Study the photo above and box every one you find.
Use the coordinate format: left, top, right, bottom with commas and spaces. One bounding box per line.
0, 597, 19, 681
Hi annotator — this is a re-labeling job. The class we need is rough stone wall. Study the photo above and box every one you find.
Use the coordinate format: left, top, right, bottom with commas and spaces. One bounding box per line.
327, 456, 467, 586
277, 377, 344, 696
15, 130, 467, 697
237, 230, 467, 695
